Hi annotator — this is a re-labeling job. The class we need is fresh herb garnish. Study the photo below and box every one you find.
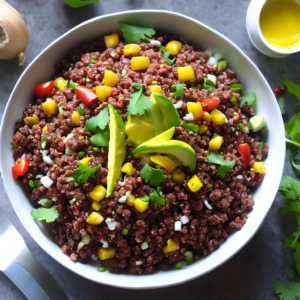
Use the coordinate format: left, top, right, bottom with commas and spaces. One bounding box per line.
159, 46, 176, 65
120, 23, 155, 43
203, 77, 216, 92
91, 56, 97, 63
206, 151, 236, 178
230, 95, 237, 105
90, 128, 109, 147
66, 80, 77, 90
140, 164, 167, 185
273, 280, 300, 300
70, 162, 101, 184
78, 107, 85, 116
229, 84, 245, 96
41, 137, 47, 150
170, 84, 186, 98
259, 142, 264, 149
140, 194, 150, 202
278, 97, 286, 114
282, 78, 300, 107
286, 113, 300, 149
78, 152, 85, 158
122, 228, 129, 235
58, 102, 63, 113
240, 92, 257, 108
29, 180, 42, 188
126, 83, 153, 117
150, 188, 167, 207
238, 123, 249, 133
182, 121, 199, 133
85, 106, 109, 132
30, 207, 59, 223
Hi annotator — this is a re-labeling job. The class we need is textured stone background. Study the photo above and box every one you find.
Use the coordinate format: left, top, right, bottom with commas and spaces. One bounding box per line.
1, 0, 300, 299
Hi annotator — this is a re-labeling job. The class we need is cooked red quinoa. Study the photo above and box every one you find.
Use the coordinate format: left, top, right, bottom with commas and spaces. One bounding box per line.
11, 30, 268, 274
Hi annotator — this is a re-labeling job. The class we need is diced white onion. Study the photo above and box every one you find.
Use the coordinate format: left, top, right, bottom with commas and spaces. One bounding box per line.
174, 100, 183, 109
204, 200, 213, 210
40, 176, 53, 188
46, 97, 53, 102
183, 113, 194, 121
118, 179, 126, 186
77, 242, 85, 250
52, 196, 58, 202
125, 191, 131, 197
180, 215, 189, 224
63, 133, 74, 144
150, 40, 161, 47
189, 131, 194, 135
205, 49, 213, 56
208, 57, 218, 65
247, 177, 251, 181
105, 218, 117, 231
174, 221, 182, 231
213, 52, 222, 62
38, 198, 53, 208
65, 177, 74, 182
118, 195, 127, 203
69, 198, 76, 204
53, 157, 60, 164
35, 174, 43, 179
43, 155, 54, 165
236, 175, 243, 180
136, 261, 142, 266
100, 239, 109, 248
42, 150, 49, 156
21, 153, 26, 158
81, 235, 91, 245
207, 74, 217, 85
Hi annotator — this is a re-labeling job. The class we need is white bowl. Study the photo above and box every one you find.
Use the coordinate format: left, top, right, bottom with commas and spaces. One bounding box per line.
0, 10, 285, 289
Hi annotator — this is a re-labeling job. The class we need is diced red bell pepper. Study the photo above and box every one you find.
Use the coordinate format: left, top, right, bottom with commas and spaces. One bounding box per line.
75, 85, 98, 108
201, 97, 221, 111
238, 143, 250, 170
34, 81, 55, 97
12, 158, 29, 178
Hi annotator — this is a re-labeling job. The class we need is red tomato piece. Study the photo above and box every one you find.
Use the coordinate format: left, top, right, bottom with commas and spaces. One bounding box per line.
201, 97, 221, 111
34, 81, 55, 97
75, 85, 98, 108
237, 143, 250, 170
12, 158, 29, 178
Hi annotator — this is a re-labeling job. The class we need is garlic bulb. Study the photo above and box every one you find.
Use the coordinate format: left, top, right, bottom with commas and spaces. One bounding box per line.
0, 0, 29, 66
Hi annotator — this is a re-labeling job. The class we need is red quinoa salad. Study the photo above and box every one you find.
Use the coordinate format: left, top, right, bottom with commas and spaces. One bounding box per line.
11, 24, 268, 274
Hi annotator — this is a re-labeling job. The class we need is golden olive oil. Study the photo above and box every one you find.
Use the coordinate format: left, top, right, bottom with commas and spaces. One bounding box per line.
260, 0, 300, 49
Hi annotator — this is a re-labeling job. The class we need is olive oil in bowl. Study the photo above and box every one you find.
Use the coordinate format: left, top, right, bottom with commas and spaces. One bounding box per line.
260, 0, 300, 49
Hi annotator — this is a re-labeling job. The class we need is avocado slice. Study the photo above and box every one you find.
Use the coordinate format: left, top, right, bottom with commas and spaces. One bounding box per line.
249, 115, 266, 132
106, 104, 126, 196
217, 60, 227, 71
125, 115, 156, 146
149, 95, 165, 135
131, 140, 196, 172
151, 93, 181, 130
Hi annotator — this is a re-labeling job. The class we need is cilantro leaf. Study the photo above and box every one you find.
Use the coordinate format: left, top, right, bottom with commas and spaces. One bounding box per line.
140, 164, 167, 185
273, 280, 300, 300
150, 188, 167, 207
283, 78, 300, 105
140, 195, 150, 202
120, 23, 155, 43
58, 102, 63, 113
240, 92, 257, 108
295, 242, 300, 276
126, 83, 153, 117
90, 128, 109, 147
285, 265, 296, 280
159, 46, 176, 65
203, 77, 216, 92
66, 80, 77, 90
279, 97, 286, 114
182, 121, 199, 133
279, 200, 300, 216
170, 84, 186, 98
70, 162, 101, 184
286, 113, 300, 144
279, 176, 300, 201
207, 151, 236, 178
287, 145, 300, 171
85, 106, 109, 132
30, 207, 59, 223
78, 107, 85, 116
229, 84, 245, 96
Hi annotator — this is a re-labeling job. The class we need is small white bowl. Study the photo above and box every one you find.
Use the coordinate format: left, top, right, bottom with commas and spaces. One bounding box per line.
0, 10, 285, 289
246, 0, 300, 57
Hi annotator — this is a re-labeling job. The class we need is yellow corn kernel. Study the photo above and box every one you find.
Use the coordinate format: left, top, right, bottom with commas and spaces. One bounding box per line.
91, 201, 102, 211
72, 111, 80, 126
121, 162, 136, 176
131, 57, 150, 71
188, 174, 203, 192
98, 247, 115, 260
163, 239, 180, 253
178, 66, 195, 82
124, 44, 141, 56
42, 100, 58, 117
150, 155, 176, 174
79, 157, 90, 166
90, 185, 106, 202
211, 109, 225, 125
147, 85, 162, 93
134, 198, 149, 213
171, 170, 186, 184
95, 85, 112, 102
165, 40, 182, 56
126, 194, 135, 206
160, 64, 164, 68
209, 134, 224, 151
203, 112, 212, 122
104, 33, 119, 48
86, 212, 104, 225
102, 70, 119, 87
42, 125, 48, 132
24, 116, 39, 126
253, 161, 265, 173
187, 102, 203, 119
54, 77, 67, 92
79, 136, 84, 140
199, 124, 208, 135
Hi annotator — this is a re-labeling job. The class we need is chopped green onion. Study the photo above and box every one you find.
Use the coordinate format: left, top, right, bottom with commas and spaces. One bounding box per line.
91, 255, 98, 261
78, 107, 85, 116
122, 228, 129, 235
183, 251, 194, 265
119, 205, 123, 208
93, 147, 100, 152
141, 242, 149, 250
122, 69, 127, 77
78, 152, 85, 158
66, 80, 77, 90
136, 261, 142, 266
29, 180, 36, 188
41, 137, 47, 150
58, 102, 63, 113
175, 261, 186, 270
86, 77, 91, 83
206, 183, 213, 189
91, 56, 97, 63
69, 198, 76, 204
259, 142, 264, 149
229, 84, 245, 96
12, 143, 18, 149
74, 182, 79, 187
230, 95, 237, 105
97, 267, 106, 272
238, 123, 249, 133
182, 121, 199, 134
115, 69, 120, 73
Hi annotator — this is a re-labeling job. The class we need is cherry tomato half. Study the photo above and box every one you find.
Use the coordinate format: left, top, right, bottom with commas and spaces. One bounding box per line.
12, 157, 29, 178
34, 80, 55, 97
237, 143, 250, 170
201, 97, 221, 111
75, 85, 98, 108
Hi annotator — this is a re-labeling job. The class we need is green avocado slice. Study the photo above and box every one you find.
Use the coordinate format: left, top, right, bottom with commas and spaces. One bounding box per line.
149, 95, 165, 135
106, 104, 126, 196
131, 140, 196, 172
151, 93, 181, 130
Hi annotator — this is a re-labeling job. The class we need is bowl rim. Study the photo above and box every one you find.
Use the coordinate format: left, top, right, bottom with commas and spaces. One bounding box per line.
0, 9, 285, 289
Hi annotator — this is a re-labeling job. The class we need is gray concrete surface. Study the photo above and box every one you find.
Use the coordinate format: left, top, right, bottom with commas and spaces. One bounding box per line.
0, 0, 300, 299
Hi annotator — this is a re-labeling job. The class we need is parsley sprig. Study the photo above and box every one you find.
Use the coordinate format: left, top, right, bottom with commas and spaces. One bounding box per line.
206, 151, 236, 178
140, 187, 167, 207
30, 207, 59, 223
70, 162, 101, 184
126, 83, 153, 117
120, 23, 155, 44
140, 164, 167, 185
